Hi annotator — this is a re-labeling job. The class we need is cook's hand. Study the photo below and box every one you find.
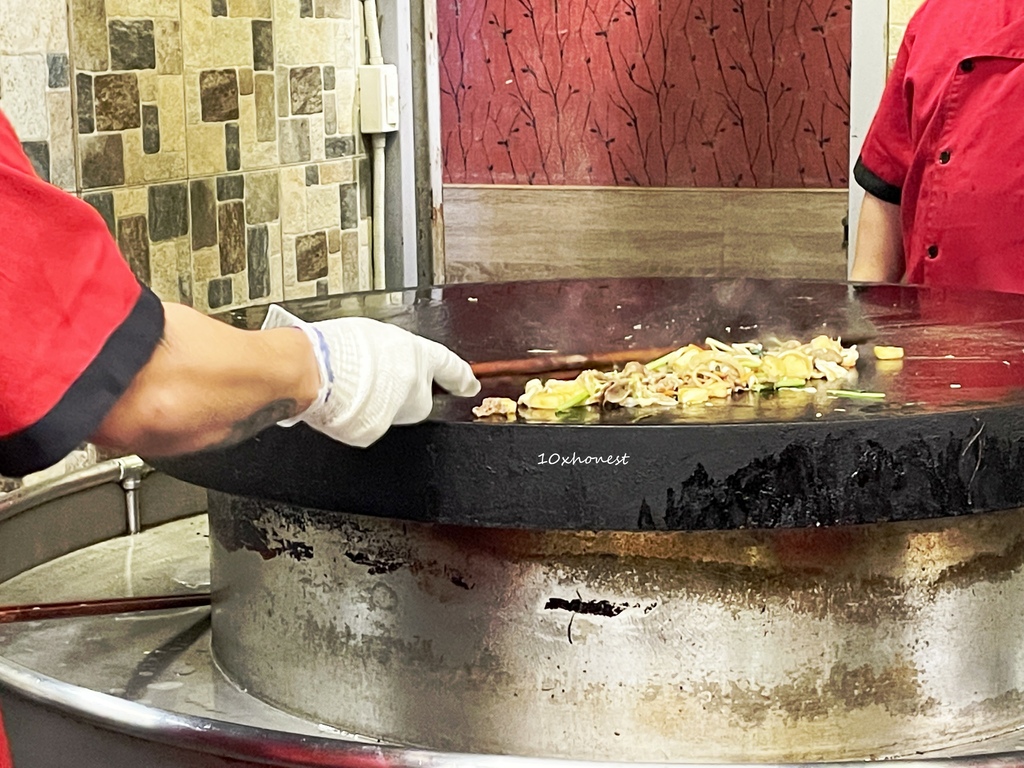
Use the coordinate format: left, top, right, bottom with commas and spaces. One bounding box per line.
262, 305, 480, 447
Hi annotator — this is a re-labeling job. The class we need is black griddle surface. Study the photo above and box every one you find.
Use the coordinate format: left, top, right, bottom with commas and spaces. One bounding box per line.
152, 277, 1024, 531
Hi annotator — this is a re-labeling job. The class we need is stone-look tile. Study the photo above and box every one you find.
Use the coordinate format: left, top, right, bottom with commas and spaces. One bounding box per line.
295, 231, 328, 281
145, 236, 188, 302
324, 134, 355, 159
1, 55, 49, 141
190, 178, 218, 249
47, 91, 76, 190
305, 164, 318, 186
180, 1, 254, 70
0, 0, 70, 56
94, 73, 141, 132
109, 20, 156, 71
279, 118, 310, 164
358, 157, 369, 217
340, 181, 358, 229
143, 105, 161, 154
322, 65, 335, 90
155, 20, 183, 76
315, 278, 328, 296
225, 122, 241, 170
299, 0, 313, 18
327, 227, 340, 253
218, 174, 244, 200
83, 192, 116, 236
76, 73, 95, 133
187, 122, 226, 175
193, 245, 222, 281
289, 66, 322, 115
208, 276, 233, 308
275, 65, 289, 118
200, 69, 240, 122
69, 0, 109, 72
138, 71, 158, 102
118, 215, 151, 284
247, 224, 271, 299
149, 182, 189, 241
341, 229, 359, 292
218, 200, 246, 274
21, 142, 50, 182
81, 133, 125, 188
113, 186, 149, 218
104, 0, 181, 15
47, 54, 69, 89
254, 73, 276, 142
230, 0, 273, 16
245, 170, 279, 223
324, 92, 337, 135
279, 165, 305, 234
318, 0, 349, 18
212, 0, 228, 15
252, 20, 274, 72
319, 159, 352, 184
307, 184, 339, 230
238, 67, 254, 96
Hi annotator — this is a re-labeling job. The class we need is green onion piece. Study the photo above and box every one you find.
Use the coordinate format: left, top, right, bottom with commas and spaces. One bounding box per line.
647, 346, 686, 370
827, 389, 886, 400
775, 377, 807, 389
556, 390, 591, 412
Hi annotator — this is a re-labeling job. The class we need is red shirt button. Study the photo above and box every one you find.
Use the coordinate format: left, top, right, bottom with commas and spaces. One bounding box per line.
927, 244, 939, 258
960, 59, 975, 73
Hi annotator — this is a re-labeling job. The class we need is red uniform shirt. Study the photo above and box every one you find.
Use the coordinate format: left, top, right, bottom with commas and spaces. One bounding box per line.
0, 110, 164, 476
855, 0, 1024, 293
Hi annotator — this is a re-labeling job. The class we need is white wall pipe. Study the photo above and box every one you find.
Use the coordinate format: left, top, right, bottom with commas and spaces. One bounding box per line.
362, 0, 388, 289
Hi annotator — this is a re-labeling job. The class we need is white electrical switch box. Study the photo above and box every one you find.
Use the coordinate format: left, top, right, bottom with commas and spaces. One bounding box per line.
358, 64, 400, 134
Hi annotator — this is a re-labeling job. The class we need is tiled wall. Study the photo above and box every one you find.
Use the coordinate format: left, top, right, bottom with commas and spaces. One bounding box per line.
0, 0, 372, 314
889, 0, 923, 68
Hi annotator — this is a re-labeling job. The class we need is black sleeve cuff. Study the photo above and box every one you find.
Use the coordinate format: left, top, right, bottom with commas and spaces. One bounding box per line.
854, 156, 902, 205
0, 286, 165, 477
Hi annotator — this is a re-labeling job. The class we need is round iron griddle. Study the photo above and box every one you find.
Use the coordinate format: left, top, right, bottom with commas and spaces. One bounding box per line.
151, 277, 1024, 531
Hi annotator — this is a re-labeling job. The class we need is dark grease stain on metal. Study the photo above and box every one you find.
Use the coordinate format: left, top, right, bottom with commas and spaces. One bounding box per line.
642, 429, 1024, 531
210, 495, 314, 562
345, 551, 404, 575
544, 597, 628, 617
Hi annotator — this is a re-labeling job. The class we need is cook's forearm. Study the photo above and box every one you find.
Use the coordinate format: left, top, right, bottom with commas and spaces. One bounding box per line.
850, 194, 905, 283
90, 302, 320, 457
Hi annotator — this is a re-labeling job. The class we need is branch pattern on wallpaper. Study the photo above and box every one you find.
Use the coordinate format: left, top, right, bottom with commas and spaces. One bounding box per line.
438, 0, 850, 188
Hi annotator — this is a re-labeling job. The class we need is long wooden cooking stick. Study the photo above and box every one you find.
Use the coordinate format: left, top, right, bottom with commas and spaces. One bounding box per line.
470, 346, 681, 379
0, 592, 212, 624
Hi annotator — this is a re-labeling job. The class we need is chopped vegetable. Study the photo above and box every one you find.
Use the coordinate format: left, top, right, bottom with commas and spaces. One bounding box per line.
826, 389, 885, 400
873, 345, 905, 360
516, 335, 861, 412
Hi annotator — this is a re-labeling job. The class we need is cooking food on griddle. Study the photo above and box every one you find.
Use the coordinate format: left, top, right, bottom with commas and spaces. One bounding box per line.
472, 397, 518, 419
515, 335, 861, 413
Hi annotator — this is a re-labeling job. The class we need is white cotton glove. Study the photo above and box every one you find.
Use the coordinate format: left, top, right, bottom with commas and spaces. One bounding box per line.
262, 305, 480, 447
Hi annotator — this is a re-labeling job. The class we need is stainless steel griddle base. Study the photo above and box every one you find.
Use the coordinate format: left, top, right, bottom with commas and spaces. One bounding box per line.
4, 465, 1024, 767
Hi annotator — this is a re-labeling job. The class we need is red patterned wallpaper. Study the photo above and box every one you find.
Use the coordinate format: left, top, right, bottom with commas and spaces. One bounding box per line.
438, 0, 851, 188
